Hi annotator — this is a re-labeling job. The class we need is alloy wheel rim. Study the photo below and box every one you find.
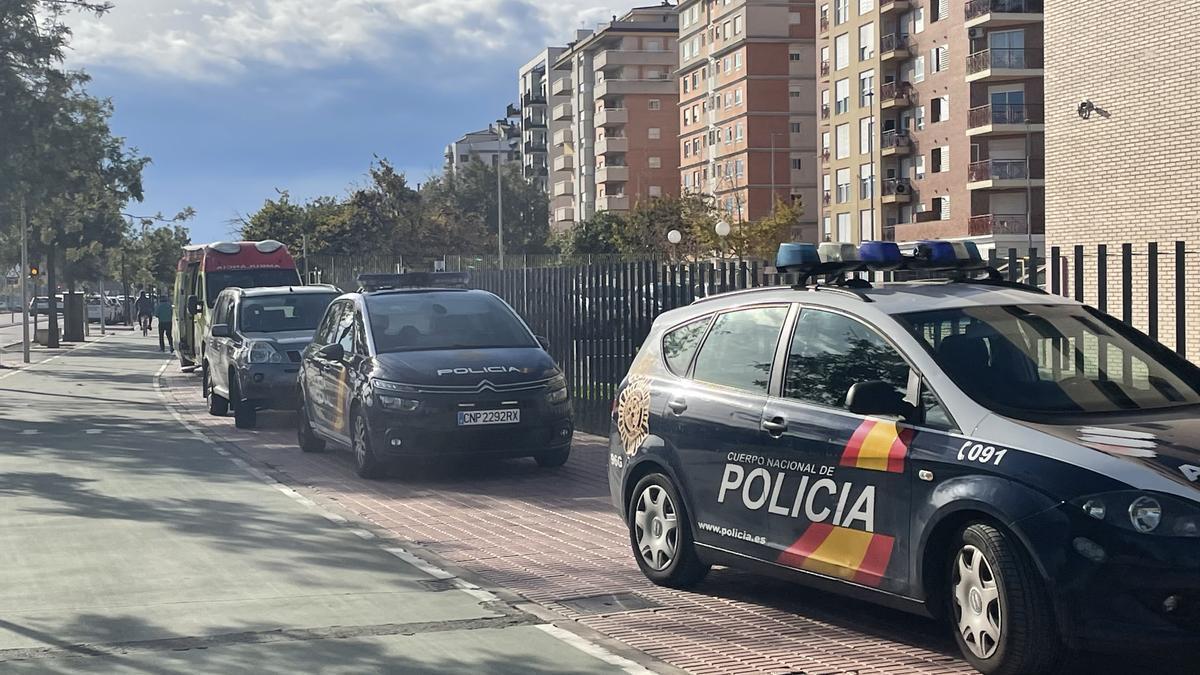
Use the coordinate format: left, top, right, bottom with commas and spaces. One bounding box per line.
953, 544, 1003, 660
354, 417, 368, 466
634, 485, 678, 571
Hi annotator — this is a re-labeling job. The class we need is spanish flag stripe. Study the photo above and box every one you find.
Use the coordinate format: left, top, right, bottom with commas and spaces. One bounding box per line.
807, 526, 875, 575
852, 533, 896, 587
886, 428, 912, 473
776, 522, 834, 568
855, 421, 901, 472
839, 420, 874, 467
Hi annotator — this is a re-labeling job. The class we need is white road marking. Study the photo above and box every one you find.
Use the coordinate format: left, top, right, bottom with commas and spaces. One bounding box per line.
19, 429, 38, 435
0, 335, 114, 382
85, 429, 102, 435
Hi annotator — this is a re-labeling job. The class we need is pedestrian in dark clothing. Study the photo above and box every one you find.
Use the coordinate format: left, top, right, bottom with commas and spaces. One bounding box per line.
155, 297, 174, 352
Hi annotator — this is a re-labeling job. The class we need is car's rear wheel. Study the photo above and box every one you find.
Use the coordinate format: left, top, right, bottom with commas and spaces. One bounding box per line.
949, 522, 1064, 675
534, 445, 571, 468
231, 378, 257, 429
351, 410, 386, 479
628, 473, 709, 589
297, 396, 325, 453
204, 363, 228, 417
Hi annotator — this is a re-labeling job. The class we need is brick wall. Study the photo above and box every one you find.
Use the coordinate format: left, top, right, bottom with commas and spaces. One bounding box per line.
1045, 2, 1200, 361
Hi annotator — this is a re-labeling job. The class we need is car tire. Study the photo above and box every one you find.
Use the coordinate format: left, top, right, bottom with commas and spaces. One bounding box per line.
534, 445, 571, 468
351, 410, 386, 479
948, 522, 1065, 675
204, 364, 228, 417
627, 473, 710, 589
231, 379, 257, 429
297, 398, 326, 453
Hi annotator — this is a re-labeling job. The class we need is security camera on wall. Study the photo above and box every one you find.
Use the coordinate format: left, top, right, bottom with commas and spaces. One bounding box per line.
1077, 99, 1096, 120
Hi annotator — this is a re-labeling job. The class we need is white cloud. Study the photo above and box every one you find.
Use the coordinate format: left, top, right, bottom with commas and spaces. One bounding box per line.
66, 0, 630, 81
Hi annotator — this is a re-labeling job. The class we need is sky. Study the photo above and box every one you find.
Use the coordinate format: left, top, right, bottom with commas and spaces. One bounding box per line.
65, 0, 631, 242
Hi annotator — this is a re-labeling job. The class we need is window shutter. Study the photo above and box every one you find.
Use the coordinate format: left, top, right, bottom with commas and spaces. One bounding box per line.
939, 196, 951, 220
937, 0, 949, 21
939, 146, 950, 173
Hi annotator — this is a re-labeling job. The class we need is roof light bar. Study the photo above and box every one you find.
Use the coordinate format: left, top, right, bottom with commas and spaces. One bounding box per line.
357, 272, 471, 292
775, 238, 996, 285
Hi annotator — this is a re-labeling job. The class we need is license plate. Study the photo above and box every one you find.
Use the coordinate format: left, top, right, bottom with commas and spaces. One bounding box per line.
457, 409, 520, 426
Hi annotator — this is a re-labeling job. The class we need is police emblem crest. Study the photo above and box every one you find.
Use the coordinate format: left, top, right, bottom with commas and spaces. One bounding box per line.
617, 376, 652, 456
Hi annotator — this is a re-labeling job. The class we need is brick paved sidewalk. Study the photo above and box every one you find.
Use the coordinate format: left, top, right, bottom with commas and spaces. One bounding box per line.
159, 368, 1188, 675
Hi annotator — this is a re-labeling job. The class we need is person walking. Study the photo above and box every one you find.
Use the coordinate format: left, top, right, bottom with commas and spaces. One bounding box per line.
154, 295, 174, 353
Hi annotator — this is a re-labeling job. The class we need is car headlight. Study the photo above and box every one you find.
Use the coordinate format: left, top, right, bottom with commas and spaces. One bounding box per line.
378, 396, 420, 412
372, 379, 417, 394
246, 341, 284, 364
1072, 491, 1200, 537
546, 374, 568, 404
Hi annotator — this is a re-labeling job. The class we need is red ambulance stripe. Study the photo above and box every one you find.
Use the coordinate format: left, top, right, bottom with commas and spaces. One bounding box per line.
840, 420, 875, 468
886, 428, 914, 473
852, 534, 896, 587
776, 522, 835, 569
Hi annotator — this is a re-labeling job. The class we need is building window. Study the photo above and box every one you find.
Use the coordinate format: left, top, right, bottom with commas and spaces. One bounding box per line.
859, 0, 874, 14
684, 142, 691, 158
790, 51, 802, 61
835, 0, 849, 24
858, 69, 874, 108
836, 212, 851, 241
790, 88, 802, 98
736, 124, 743, 140
915, 154, 926, 178
649, 156, 662, 169
724, 56, 732, 72
834, 34, 850, 70
735, 88, 743, 105
915, 105, 926, 130
649, 99, 661, 111
736, 160, 744, 177
912, 6, 925, 34
735, 52, 743, 70
823, 216, 832, 240
932, 196, 950, 219
911, 55, 926, 83
931, 95, 949, 122
836, 124, 850, 159
792, 158, 803, 170
789, 11, 802, 23
734, 16, 743, 34
835, 78, 850, 114
649, 127, 661, 140
931, 45, 948, 73
822, 131, 831, 153
649, 185, 663, 197
682, 79, 690, 94
860, 210, 873, 241
931, 146, 949, 172
790, 122, 803, 133
858, 23, 874, 61
836, 169, 851, 203
860, 163, 874, 198
933, 0, 949, 21
859, 116, 873, 154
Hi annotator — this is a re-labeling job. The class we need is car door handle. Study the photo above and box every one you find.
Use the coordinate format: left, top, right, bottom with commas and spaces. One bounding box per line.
761, 418, 788, 436
667, 398, 688, 415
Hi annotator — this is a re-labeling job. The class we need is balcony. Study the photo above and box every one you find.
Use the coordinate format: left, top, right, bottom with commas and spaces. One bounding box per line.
523, 115, 546, 129
594, 77, 673, 99
554, 206, 575, 223
596, 195, 631, 212
553, 180, 575, 197
821, 149, 831, 163
594, 49, 675, 71
524, 140, 547, 154
553, 154, 574, 172
819, 16, 830, 34
965, 0, 1044, 29
968, 213, 1041, 236
881, 178, 913, 203
595, 135, 629, 155
880, 0, 911, 14
596, 107, 628, 126
819, 60, 830, 80
596, 165, 629, 184
913, 210, 943, 223
880, 130, 912, 156
822, 190, 832, 207
522, 92, 546, 107
820, 104, 830, 120
523, 164, 548, 179
967, 103, 1045, 136
552, 102, 573, 121
879, 81, 913, 109
966, 48, 1044, 82
553, 128, 573, 147
551, 78, 572, 97
967, 158, 1045, 189
880, 34, 911, 62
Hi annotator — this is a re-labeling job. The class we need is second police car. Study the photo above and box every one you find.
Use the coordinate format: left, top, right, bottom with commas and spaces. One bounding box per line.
609, 241, 1200, 674
297, 273, 573, 478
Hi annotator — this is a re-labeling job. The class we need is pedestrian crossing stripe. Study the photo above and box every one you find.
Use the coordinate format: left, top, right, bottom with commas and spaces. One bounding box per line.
776, 523, 895, 587
840, 419, 912, 473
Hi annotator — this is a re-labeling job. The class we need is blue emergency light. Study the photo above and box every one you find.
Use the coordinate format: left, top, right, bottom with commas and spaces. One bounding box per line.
775, 238, 995, 285
357, 272, 470, 292
858, 241, 903, 269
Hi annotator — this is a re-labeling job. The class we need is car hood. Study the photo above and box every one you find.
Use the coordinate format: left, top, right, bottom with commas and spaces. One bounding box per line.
243, 330, 318, 348
372, 347, 559, 390
1022, 408, 1200, 498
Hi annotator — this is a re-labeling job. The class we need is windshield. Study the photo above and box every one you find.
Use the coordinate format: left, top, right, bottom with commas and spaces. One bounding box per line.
204, 269, 301, 307
240, 293, 338, 333
366, 292, 536, 354
899, 304, 1200, 418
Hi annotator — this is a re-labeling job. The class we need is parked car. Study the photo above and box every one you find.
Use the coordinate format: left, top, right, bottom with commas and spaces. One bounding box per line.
29, 296, 64, 315
203, 285, 340, 429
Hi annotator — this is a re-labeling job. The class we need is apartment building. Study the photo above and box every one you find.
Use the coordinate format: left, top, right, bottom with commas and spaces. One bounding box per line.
444, 127, 521, 175
677, 0, 819, 240
816, 0, 1044, 248
552, 6, 681, 226
518, 47, 571, 227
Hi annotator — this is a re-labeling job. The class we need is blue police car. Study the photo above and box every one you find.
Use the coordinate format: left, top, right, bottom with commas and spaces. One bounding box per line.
609, 241, 1200, 674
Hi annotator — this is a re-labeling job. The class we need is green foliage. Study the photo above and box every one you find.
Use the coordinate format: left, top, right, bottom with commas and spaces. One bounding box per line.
555, 211, 624, 256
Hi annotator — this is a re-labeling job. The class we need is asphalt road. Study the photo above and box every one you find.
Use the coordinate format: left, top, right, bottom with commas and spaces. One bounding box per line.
0, 334, 633, 674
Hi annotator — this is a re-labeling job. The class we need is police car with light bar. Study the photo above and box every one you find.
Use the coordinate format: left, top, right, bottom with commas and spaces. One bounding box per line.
296, 272, 573, 478
609, 240, 1200, 674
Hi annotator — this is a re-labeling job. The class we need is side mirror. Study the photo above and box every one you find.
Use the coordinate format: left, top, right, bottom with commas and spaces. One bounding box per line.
186, 295, 201, 316
318, 343, 345, 361
535, 335, 550, 350
210, 324, 231, 339
846, 381, 911, 419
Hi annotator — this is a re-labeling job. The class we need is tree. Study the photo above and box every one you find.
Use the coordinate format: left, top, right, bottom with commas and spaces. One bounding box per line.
711, 199, 806, 261
614, 194, 718, 260
555, 212, 624, 256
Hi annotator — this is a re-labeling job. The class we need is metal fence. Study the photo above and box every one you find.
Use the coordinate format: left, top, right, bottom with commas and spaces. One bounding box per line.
471, 243, 1197, 435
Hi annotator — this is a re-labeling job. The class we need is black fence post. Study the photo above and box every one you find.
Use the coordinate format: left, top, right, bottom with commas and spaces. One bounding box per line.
1097, 244, 1107, 314
1050, 246, 1061, 296
1177, 241, 1187, 357
1121, 244, 1133, 325
1073, 246, 1085, 303
1149, 242, 1159, 342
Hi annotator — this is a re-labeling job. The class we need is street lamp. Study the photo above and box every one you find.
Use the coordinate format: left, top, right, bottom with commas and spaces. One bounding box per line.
715, 219, 731, 261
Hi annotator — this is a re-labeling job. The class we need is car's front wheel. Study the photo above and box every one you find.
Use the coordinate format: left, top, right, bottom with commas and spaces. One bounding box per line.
948, 522, 1065, 675
351, 410, 386, 479
296, 396, 326, 453
204, 363, 228, 417
628, 473, 709, 589
230, 378, 257, 429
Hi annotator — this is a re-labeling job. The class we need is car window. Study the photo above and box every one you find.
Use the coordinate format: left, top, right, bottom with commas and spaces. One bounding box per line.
335, 303, 356, 354
785, 309, 911, 409
662, 316, 711, 376
899, 304, 1200, 417
240, 293, 337, 333
366, 292, 536, 354
353, 310, 370, 355
313, 302, 345, 348
692, 306, 788, 394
